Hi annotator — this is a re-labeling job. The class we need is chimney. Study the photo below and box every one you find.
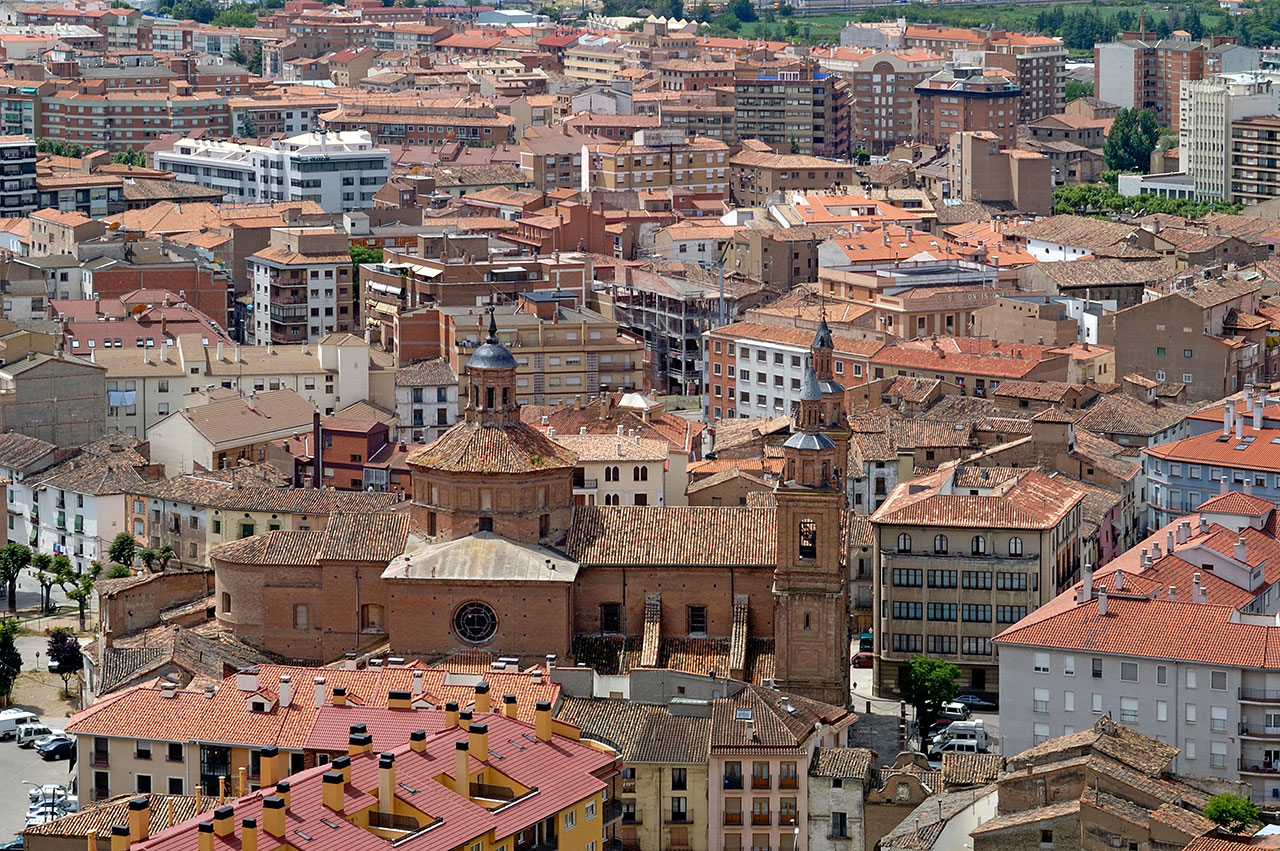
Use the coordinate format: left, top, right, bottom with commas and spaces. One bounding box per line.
197, 824, 214, 851
213, 807, 235, 838
275, 781, 291, 810
1167, 530, 1175, 554
1140, 547, 1149, 567
314, 411, 324, 490
1236, 536, 1248, 562
1178, 521, 1190, 544
378, 753, 396, 813
1169, 585, 1177, 601
535, 701, 552, 742
1200, 516, 1210, 534
110, 826, 131, 851
459, 711, 473, 726
236, 668, 260, 692
241, 820, 257, 851
1151, 542, 1162, 560
143, 347, 150, 365
1237, 413, 1244, 440
455, 741, 470, 796
503, 694, 518, 719
262, 798, 285, 837
278, 676, 292, 708
321, 771, 345, 812
1114, 569, 1124, 590
161, 681, 177, 699
474, 682, 491, 714
332, 687, 347, 707
348, 733, 373, 757
388, 690, 411, 710
331, 756, 351, 784
469, 723, 489, 757
128, 797, 150, 842
1098, 588, 1108, 616
1225, 401, 1233, 436
314, 677, 326, 708
445, 702, 459, 728
260, 747, 282, 787
1194, 572, 1207, 603
217, 342, 224, 362
412, 670, 424, 698
1079, 563, 1093, 602
410, 730, 427, 754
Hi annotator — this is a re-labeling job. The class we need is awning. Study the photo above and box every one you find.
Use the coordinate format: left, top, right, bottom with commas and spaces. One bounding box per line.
492, 266, 527, 274
367, 280, 404, 297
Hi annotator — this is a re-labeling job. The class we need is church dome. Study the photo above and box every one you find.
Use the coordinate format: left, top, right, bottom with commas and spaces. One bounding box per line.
468, 310, 518, 371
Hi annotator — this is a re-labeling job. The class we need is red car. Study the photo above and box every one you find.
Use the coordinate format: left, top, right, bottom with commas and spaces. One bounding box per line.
851, 652, 874, 668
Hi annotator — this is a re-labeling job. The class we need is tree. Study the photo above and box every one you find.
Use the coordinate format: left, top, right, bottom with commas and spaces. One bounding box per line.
157, 544, 176, 571
1103, 107, 1161, 174
139, 548, 159, 573
899, 655, 960, 731
0, 543, 31, 614
106, 565, 131, 579
349, 244, 384, 286
727, 0, 755, 22
1204, 793, 1260, 833
56, 559, 101, 630
1065, 79, 1093, 102
167, 0, 217, 22
111, 148, 145, 167
1186, 8, 1204, 39
694, 0, 711, 20
228, 43, 247, 66
46, 628, 82, 696
0, 620, 20, 706
246, 43, 263, 76
30, 553, 55, 613
107, 533, 137, 572
211, 3, 257, 27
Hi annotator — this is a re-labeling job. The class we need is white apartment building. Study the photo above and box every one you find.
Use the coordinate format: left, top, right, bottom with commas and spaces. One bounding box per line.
551, 432, 669, 507
1180, 73, 1279, 201
998, 497, 1280, 803
87, 333, 392, 436
394, 359, 458, 445
154, 130, 390, 213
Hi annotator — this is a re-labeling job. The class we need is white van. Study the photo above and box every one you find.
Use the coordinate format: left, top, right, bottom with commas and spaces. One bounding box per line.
16, 723, 56, 747
0, 709, 39, 740
929, 738, 985, 759
931, 720, 987, 751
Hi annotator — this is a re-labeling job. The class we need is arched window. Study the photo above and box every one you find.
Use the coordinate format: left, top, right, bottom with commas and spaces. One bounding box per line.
640, 466, 648, 481
972, 536, 986, 555
934, 534, 948, 554
1009, 536, 1024, 556
485, 387, 495, 409
221, 592, 231, 614
633, 466, 641, 481
897, 533, 911, 553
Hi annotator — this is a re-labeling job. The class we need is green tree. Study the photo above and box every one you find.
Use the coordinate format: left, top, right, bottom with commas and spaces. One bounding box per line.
30, 553, 55, 613
107, 533, 137, 571
0, 543, 31, 614
157, 544, 176, 571
349, 244, 383, 286
46, 627, 82, 696
110, 0, 133, 7
168, 0, 217, 22
1186, 8, 1204, 39
1103, 107, 1161, 174
1204, 793, 1260, 833
106, 565, 131, 579
899, 655, 960, 731
0, 620, 21, 706
56, 559, 101, 630
246, 43, 263, 76
212, 3, 257, 27
139, 548, 159, 573
694, 0, 711, 20
727, 0, 756, 22
1065, 79, 1093, 102
228, 43, 248, 66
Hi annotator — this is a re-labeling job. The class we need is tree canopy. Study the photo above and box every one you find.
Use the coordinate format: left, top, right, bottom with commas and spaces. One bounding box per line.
46, 628, 83, 694
1103, 108, 1162, 174
0, 620, 21, 705
899, 655, 960, 729
1204, 793, 1260, 833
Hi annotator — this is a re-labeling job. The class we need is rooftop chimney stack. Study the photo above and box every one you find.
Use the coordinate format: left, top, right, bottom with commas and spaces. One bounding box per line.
1151, 542, 1161, 560
259, 747, 281, 787
503, 694, 518, 719
412, 670, 424, 698
322, 772, 345, 812
275, 781, 290, 810
197, 824, 214, 851
1169, 585, 1177, 601
332, 755, 351, 784
213, 807, 235, 838
348, 733, 372, 757
378, 753, 396, 814
410, 730, 427, 753
236, 668, 259, 692
1098, 587, 1108, 616
1167, 530, 1175, 554
262, 799, 285, 839
278, 676, 292, 708
128, 797, 150, 842
536, 701, 552, 742
1237, 413, 1244, 440
445, 702, 459, 728
455, 741, 470, 797
474, 682, 490, 714
314, 677, 326, 708
240, 819, 258, 851
333, 687, 347, 707
1225, 401, 1233, 436
469, 723, 489, 757
1079, 563, 1093, 602
1115, 569, 1124, 590
1237, 536, 1248, 562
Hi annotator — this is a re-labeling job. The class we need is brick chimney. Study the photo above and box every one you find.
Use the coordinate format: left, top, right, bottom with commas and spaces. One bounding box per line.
262, 798, 285, 838
455, 741, 470, 797
445, 702, 459, 727
128, 797, 150, 842
378, 753, 396, 813
322, 771, 345, 812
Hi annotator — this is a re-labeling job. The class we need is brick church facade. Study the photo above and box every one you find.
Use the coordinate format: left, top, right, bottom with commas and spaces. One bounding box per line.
210, 311, 851, 704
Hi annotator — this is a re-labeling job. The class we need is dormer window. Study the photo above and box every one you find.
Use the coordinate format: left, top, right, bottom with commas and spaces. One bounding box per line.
251, 700, 266, 712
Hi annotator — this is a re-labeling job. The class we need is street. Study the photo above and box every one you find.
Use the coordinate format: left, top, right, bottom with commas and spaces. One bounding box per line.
848, 664, 1002, 762
0, 736, 77, 839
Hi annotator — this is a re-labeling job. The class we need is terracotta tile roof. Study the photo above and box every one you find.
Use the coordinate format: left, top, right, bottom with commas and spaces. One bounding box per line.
0, 430, 62, 472
871, 343, 1048, 380
140, 476, 402, 515
970, 799, 1079, 834
569, 634, 776, 684
174, 389, 317, 446
687, 457, 784, 478
873, 468, 1084, 530
993, 380, 1082, 402
1075, 394, 1192, 438
1145, 426, 1280, 472
209, 514, 409, 567
711, 682, 850, 751
1036, 257, 1174, 288
940, 752, 1002, 787
557, 697, 712, 764
809, 747, 873, 781
24, 794, 219, 838
1198, 491, 1275, 515
407, 419, 577, 474
565, 506, 776, 566
1004, 215, 1137, 249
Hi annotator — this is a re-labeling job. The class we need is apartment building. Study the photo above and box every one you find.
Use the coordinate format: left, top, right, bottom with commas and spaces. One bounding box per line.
996, 499, 1280, 801
88, 333, 385, 436
154, 131, 390, 214
950, 130, 1052, 215
318, 97, 515, 147
1228, 114, 1280, 205
249, 228, 355, 344
728, 149, 856, 208
41, 82, 230, 151
551, 433, 668, 507
563, 42, 628, 84
66, 666, 563, 801
1179, 73, 1279, 201
519, 124, 590, 193
1095, 35, 1222, 130
817, 48, 945, 155
902, 25, 1067, 123
394, 359, 458, 445
582, 130, 730, 198
35, 173, 126, 218
916, 66, 1021, 148
0, 352, 106, 446
0, 136, 37, 217
872, 466, 1085, 696
732, 67, 849, 159
145, 388, 317, 475
869, 338, 1071, 396
703, 322, 879, 421
1112, 276, 1262, 402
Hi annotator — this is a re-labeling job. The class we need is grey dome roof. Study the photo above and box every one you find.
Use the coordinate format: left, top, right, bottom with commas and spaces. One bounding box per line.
783, 431, 836, 451
468, 310, 517, 371
812, 316, 833, 350
800, 358, 823, 401
818, 379, 844, 395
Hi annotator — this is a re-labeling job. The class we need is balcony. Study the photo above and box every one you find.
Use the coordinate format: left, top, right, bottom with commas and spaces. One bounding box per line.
751, 777, 771, 790
367, 811, 422, 831
1241, 688, 1280, 703
724, 814, 743, 826
723, 776, 743, 790
751, 814, 772, 827
779, 777, 798, 790
573, 478, 598, 491
602, 801, 623, 826
1239, 759, 1280, 775
1240, 723, 1280, 738
269, 305, 309, 324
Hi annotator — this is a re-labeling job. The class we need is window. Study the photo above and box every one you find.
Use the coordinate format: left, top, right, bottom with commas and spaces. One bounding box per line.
585, 800, 597, 819
961, 604, 991, 622
168, 777, 184, 795
1121, 697, 1139, 723
1064, 691, 1074, 712
1157, 700, 1168, 722
600, 603, 621, 634
1034, 653, 1050, 673
136, 775, 152, 793
687, 606, 707, 635
1008, 536, 1023, 556
670, 797, 688, 823
1040, 830, 1054, 845
893, 602, 922, 620
1186, 704, 1196, 723
1120, 662, 1138, 682
896, 533, 911, 552
1211, 706, 1227, 732
1033, 688, 1049, 713
293, 604, 308, 630
564, 811, 576, 830
221, 592, 231, 614
961, 637, 990, 655
1187, 670, 1197, 689
1092, 693, 1103, 715
136, 741, 152, 760
928, 570, 956, 588
892, 569, 922, 587
893, 634, 923, 652
167, 743, 183, 762
1211, 670, 1228, 691
1211, 741, 1227, 768
1157, 347, 1166, 356
1063, 656, 1075, 677
1033, 723, 1050, 745
997, 606, 1027, 623
997, 572, 1027, 590
962, 571, 991, 590
927, 603, 956, 621
933, 534, 948, 554
970, 536, 986, 555
1156, 665, 1167, 685
830, 813, 848, 839
671, 768, 687, 791
1092, 658, 1103, 679
798, 520, 817, 560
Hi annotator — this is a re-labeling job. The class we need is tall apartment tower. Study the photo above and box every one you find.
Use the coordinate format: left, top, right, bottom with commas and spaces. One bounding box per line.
773, 357, 850, 705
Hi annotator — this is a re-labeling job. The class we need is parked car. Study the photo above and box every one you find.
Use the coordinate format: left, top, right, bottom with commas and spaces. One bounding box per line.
858, 633, 873, 653
27, 784, 71, 805
16, 723, 54, 747
31, 732, 66, 750
0, 709, 39, 740
1, 836, 24, 851
851, 652, 874, 668
953, 694, 998, 711
36, 737, 74, 761
935, 702, 972, 723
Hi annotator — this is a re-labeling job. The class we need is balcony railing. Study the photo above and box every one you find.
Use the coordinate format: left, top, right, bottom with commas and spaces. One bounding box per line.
751, 814, 771, 826
367, 811, 421, 831
470, 782, 515, 801
751, 777, 771, 790
1242, 689, 1280, 702
723, 776, 743, 790
602, 801, 623, 826
779, 777, 797, 790
724, 814, 743, 826
573, 479, 599, 490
